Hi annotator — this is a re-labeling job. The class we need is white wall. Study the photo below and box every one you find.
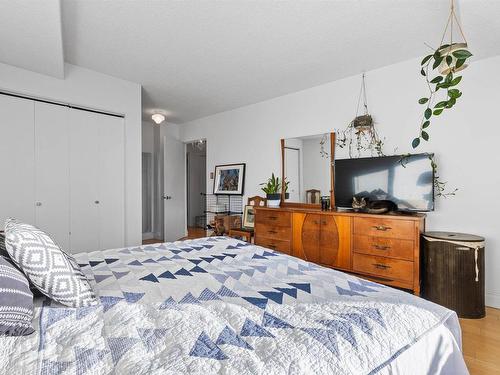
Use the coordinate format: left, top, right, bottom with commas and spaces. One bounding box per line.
0, 62, 143, 247
180, 55, 500, 308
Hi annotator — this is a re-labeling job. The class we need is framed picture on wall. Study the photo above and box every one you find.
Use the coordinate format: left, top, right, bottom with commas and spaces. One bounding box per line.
242, 205, 255, 228
213, 163, 246, 195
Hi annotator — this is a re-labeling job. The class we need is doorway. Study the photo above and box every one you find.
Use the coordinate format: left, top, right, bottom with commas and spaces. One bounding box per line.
186, 140, 207, 238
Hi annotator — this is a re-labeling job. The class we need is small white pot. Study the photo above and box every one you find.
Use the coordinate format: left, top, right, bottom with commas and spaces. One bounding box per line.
267, 199, 281, 208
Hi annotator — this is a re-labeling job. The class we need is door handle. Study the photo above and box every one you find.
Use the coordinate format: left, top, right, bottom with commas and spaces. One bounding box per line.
35, 202, 42, 207
95, 200, 100, 204
163, 195, 172, 200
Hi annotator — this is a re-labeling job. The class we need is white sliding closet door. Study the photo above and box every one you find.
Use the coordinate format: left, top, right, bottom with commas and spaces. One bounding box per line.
34, 103, 70, 249
69, 109, 125, 252
69, 109, 100, 252
0, 95, 35, 225
98, 115, 125, 250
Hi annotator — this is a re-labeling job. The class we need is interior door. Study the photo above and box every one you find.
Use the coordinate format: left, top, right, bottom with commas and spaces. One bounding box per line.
163, 135, 186, 241
284, 148, 300, 201
0, 95, 35, 225
34, 102, 70, 249
69, 109, 100, 253
97, 115, 125, 250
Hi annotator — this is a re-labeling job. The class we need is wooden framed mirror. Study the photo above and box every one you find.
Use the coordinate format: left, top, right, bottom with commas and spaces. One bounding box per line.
281, 132, 336, 208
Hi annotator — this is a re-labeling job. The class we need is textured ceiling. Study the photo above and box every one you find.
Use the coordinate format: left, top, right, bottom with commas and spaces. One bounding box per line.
1, 1, 499, 123
0, 0, 64, 78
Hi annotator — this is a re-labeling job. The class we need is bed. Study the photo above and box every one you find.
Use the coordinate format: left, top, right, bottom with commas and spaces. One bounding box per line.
0, 237, 468, 374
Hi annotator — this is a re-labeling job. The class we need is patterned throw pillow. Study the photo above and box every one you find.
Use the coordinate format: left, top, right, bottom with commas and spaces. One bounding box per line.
0, 256, 34, 336
0, 232, 9, 258
4, 219, 97, 307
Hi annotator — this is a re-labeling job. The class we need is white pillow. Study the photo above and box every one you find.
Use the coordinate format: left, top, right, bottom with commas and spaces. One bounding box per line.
4, 219, 97, 307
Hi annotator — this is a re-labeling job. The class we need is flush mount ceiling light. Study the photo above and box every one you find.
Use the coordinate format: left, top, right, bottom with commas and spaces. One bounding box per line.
152, 113, 165, 124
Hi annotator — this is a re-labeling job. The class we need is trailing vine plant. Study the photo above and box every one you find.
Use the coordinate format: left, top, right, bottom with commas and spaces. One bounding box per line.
399, 154, 458, 198
335, 73, 386, 158
413, 0, 472, 148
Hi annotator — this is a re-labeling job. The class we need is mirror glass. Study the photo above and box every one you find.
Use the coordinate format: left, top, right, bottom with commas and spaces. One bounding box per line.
283, 133, 331, 204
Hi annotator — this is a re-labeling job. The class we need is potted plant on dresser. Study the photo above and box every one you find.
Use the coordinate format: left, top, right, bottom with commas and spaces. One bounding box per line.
260, 173, 282, 208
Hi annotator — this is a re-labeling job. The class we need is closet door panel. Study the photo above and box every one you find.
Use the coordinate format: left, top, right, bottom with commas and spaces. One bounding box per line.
0, 95, 35, 225
98, 116, 125, 250
69, 109, 100, 253
34, 102, 70, 249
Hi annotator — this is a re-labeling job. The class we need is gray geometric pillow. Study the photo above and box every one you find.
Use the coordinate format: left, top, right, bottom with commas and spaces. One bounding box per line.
0, 256, 34, 336
4, 219, 97, 307
0, 232, 9, 258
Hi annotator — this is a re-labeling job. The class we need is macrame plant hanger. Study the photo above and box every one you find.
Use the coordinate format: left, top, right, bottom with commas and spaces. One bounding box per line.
343, 73, 384, 158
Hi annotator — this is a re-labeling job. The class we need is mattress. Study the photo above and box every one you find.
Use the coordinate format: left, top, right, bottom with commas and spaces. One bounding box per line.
0, 237, 468, 374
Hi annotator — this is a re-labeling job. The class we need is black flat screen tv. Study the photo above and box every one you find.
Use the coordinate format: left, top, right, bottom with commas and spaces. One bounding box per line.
334, 153, 434, 212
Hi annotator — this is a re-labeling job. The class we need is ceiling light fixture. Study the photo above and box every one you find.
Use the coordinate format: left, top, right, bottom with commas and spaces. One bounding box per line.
152, 113, 166, 124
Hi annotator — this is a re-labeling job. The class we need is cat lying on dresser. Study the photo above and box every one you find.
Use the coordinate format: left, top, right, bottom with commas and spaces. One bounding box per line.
352, 197, 398, 214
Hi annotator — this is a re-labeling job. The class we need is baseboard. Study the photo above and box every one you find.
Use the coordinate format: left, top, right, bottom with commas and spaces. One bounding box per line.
486, 292, 500, 309
142, 232, 155, 240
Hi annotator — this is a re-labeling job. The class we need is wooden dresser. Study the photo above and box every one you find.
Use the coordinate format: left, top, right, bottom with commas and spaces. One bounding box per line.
254, 207, 425, 294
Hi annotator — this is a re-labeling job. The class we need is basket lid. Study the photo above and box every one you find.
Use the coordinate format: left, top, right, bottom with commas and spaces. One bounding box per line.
423, 231, 484, 242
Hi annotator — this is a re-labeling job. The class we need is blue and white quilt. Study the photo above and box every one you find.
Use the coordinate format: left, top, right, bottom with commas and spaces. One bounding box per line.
0, 237, 455, 374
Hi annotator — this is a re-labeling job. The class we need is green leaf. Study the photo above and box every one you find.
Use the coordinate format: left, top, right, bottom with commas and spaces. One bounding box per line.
450, 76, 462, 86
446, 55, 453, 66
421, 131, 429, 141
437, 82, 451, 89
455, 58, 466, 69
421, 68, 426, 76
445, 72, 453, 83
452, 49, 473, 59
434, 101, 448, 109
418, 97, 429, 104
432, 56, 444, 70
448, 89, 462, 99
422, 121, 430, 129
433, 108, 444, 115
446, 97, 457, 108
421, 54, 433, 65
412, 138, 421, 149
430, 76, 443, 83
424, 108, 432, 119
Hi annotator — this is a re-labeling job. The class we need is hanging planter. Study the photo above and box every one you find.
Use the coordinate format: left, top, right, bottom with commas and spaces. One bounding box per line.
413, 0, 473, 149
336, 73, 385, 158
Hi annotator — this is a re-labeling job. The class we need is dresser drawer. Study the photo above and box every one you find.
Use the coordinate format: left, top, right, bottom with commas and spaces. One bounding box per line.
255, 223, 291, 241
255, 236, 291, 254
353, 235, 414, 261
353, 217, 415, 240
255, 210, 291, 227
352, 253, 413, 283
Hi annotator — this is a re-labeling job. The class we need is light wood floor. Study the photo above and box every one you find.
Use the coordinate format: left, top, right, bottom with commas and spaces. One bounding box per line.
143, 231, 500, 374
461, 307, 500, 374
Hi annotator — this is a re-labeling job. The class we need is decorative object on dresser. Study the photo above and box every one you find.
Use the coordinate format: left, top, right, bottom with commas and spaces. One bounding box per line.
228, 196, 266, 242
422, 231, 485, 318
213, 163, 245, 195
254, 207, 425, 294
260, 173, 283, 208
306, 189, 321, 204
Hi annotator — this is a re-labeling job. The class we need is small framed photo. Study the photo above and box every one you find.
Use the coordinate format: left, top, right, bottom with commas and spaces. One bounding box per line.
242, 205, 255, 228
213, 163, 246, 195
